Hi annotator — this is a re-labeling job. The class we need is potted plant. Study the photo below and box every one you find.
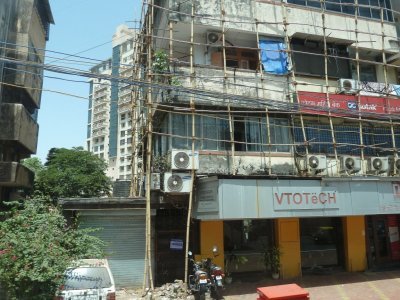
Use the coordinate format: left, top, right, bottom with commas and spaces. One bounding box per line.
224, 253, 248, 284
263, 246, 281, 279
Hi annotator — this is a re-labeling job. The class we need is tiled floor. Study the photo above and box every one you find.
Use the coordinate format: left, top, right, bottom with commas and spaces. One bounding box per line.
223, 270, 400, 300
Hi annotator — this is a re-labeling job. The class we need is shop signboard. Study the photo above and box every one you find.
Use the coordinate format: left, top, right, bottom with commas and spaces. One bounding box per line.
387, 215, 400, 260
297, 91, 397, 117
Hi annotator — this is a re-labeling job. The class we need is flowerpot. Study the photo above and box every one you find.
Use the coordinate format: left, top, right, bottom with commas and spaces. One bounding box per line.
272, 272, 280, 279
225, 276, 233, 284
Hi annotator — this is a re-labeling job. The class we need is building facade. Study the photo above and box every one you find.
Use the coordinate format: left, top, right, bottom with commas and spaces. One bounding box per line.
128, 0, 400, 284
86, 25, 137, 182
0, 0, 53, 201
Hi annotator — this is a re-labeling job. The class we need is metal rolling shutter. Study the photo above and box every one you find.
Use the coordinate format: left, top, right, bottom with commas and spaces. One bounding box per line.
79, 210, 146, 288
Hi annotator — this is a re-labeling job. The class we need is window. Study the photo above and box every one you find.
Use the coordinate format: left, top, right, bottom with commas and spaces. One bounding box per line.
120, 139, 125, 145
120, 131, 125, 137
259, 39, 288, 75
119, 166, 124, 172
234, 116, 291, 152
211, 47, 259, 70
93, 146, 99, 152
171, 113, 230, 150
293, 122, 399, 156
127, 137, 132, 144
100, 145, 104, 151
287, 0, 393, 22
291, 38, 351, 78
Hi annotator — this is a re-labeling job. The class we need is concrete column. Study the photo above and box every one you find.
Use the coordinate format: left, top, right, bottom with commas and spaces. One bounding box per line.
343, 216, 367, 272
275, 218, 301, 279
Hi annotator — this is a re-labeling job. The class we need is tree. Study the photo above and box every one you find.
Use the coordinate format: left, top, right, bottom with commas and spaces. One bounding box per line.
21, 157, 44, 176
35, 147, 112, 199
0, 198, 106, 299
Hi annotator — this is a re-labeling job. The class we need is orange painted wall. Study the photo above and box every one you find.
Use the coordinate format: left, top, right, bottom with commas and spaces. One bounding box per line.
275, 218, 301, 279
343, 216, 367, 272
199, 221, 225, 269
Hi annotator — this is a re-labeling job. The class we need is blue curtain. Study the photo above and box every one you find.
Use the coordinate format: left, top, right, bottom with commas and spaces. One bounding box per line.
259, 39, 288, 75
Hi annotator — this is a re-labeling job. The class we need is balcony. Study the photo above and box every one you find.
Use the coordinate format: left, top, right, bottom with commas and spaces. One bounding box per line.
0, 104, 38, 153
155, 64, 289, 108
0, 162, 34, 188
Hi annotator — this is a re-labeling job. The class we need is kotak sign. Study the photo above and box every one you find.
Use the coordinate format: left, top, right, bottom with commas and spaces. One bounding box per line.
273, 188, 339, 211
298, 91, 400, 117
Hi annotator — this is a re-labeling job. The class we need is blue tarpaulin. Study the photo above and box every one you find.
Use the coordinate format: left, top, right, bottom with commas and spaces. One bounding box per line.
259, 39, 288, 75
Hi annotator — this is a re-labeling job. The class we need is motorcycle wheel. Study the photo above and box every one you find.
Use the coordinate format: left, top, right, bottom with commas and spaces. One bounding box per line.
211, 286, 223, 300
194, 291, 206, 300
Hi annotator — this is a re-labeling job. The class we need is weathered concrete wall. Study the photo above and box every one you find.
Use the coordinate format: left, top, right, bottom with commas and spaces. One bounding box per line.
0, 103, 38, 153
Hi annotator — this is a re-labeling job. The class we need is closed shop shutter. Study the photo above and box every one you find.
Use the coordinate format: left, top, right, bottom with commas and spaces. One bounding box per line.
79, 210, 146, 288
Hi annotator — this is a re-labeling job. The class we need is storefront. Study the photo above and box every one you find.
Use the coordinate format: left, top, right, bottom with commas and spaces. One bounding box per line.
194, 177, 400, 278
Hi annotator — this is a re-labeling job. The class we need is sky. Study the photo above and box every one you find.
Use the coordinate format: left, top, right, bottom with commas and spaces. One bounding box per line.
36, 0, 142, 162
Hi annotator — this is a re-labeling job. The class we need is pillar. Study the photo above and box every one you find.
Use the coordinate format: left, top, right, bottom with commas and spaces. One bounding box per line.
275, 218, 301, 279
199, 220, 224, 270
343, 216, 367, 272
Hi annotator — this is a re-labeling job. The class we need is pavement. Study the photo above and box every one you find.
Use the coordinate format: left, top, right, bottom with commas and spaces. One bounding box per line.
116, 269, 400, 299
223, 269, 400, 300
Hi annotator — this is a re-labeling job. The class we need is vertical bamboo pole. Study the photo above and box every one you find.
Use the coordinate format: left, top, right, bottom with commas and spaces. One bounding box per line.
265, 108, 272, 173
184, 0, 196, 285
353, 0, 365, 172
228, 105, 236, 174
281, 0, 308, 165
321, 1, 339, 170
379, 5, 397, 173
143, 0, 154, 291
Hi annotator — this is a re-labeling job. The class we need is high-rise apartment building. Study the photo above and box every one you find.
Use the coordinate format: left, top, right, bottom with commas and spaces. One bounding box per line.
0, 0, 53, 201
87, 25, 136, 181
131, 0, 400, 285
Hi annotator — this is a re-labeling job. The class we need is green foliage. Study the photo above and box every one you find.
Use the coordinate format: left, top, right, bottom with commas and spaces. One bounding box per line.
21, 157, 44, 176
0, 198, 105, 299
263, 246, 281, 273
153, 50, 169, 73
34, 147, 112, 199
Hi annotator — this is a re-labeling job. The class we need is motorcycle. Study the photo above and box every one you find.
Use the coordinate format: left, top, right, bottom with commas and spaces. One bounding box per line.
202, 246, 224, 300
187, 251, 210, 300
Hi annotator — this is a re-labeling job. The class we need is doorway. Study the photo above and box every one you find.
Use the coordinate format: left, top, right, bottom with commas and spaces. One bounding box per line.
366, 215, 400, 268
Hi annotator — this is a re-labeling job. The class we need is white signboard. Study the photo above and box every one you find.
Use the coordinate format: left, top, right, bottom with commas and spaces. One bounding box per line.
273, 188, 339, 210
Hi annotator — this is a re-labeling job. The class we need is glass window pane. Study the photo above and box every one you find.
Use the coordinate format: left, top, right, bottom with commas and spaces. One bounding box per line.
246, 118, 262, 152
64, 267, 112, 290
172, 113, 188, 149
203, 116, 218, 150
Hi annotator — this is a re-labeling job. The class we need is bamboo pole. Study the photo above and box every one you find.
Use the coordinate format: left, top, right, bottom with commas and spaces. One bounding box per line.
184, 0, 196, 286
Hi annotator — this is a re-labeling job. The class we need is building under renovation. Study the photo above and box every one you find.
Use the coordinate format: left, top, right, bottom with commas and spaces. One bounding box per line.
85, 0, 400, 287
0, 0, 53, 202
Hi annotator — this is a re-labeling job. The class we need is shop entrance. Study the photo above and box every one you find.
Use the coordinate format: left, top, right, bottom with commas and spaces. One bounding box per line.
366, 215, 400, 268
300, 218, 344, 270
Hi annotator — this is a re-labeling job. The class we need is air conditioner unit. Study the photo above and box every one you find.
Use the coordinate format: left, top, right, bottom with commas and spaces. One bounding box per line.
367, 157, 389, 174
207, 31, 222, 45
338, 78, 359, 94
171, 150, 199, 170
163, 172, 192, 193
340, 156, 362, 174
298, 155, 327, 174
150, 173, 160, 190
389, 156, 400, 175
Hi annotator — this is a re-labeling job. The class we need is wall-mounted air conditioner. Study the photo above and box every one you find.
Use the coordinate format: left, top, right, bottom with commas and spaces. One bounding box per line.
338, 78, 359, 94
163, 172, 192, 193
298, 155, 327, 174
340, 156, 362, 174
171, 150, 199, 170
367, 157, 389, 174
150, 173, 160, 190
389, 156, 400, 175
207, 31, 222, 45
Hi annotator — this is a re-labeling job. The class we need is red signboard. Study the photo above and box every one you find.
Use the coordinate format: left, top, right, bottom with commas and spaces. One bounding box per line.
297, 91, 398, 117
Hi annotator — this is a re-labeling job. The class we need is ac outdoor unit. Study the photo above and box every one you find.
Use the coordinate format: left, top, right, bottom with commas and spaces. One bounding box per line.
340, 156, 362, 174
389, 156, 400, 175
338, 78, 359, 94
163, 172, 192, 193
171, 150, 199, 170
150, 173, 161, 190
298, 155, 327, 174
367, 157, 389, 174
207, 31, 222, 45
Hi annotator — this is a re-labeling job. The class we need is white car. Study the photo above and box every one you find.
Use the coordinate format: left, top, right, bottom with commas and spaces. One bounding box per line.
55, 259, 116, 300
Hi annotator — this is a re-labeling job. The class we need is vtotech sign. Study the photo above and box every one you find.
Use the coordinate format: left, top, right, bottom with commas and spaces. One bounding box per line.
273, 188, 339, 211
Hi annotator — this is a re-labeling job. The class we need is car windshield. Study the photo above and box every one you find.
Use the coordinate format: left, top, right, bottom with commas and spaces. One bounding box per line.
63, 267, 112, 290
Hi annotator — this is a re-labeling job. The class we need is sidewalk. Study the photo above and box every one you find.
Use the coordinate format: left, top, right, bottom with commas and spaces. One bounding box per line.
223, 269, 400, 300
